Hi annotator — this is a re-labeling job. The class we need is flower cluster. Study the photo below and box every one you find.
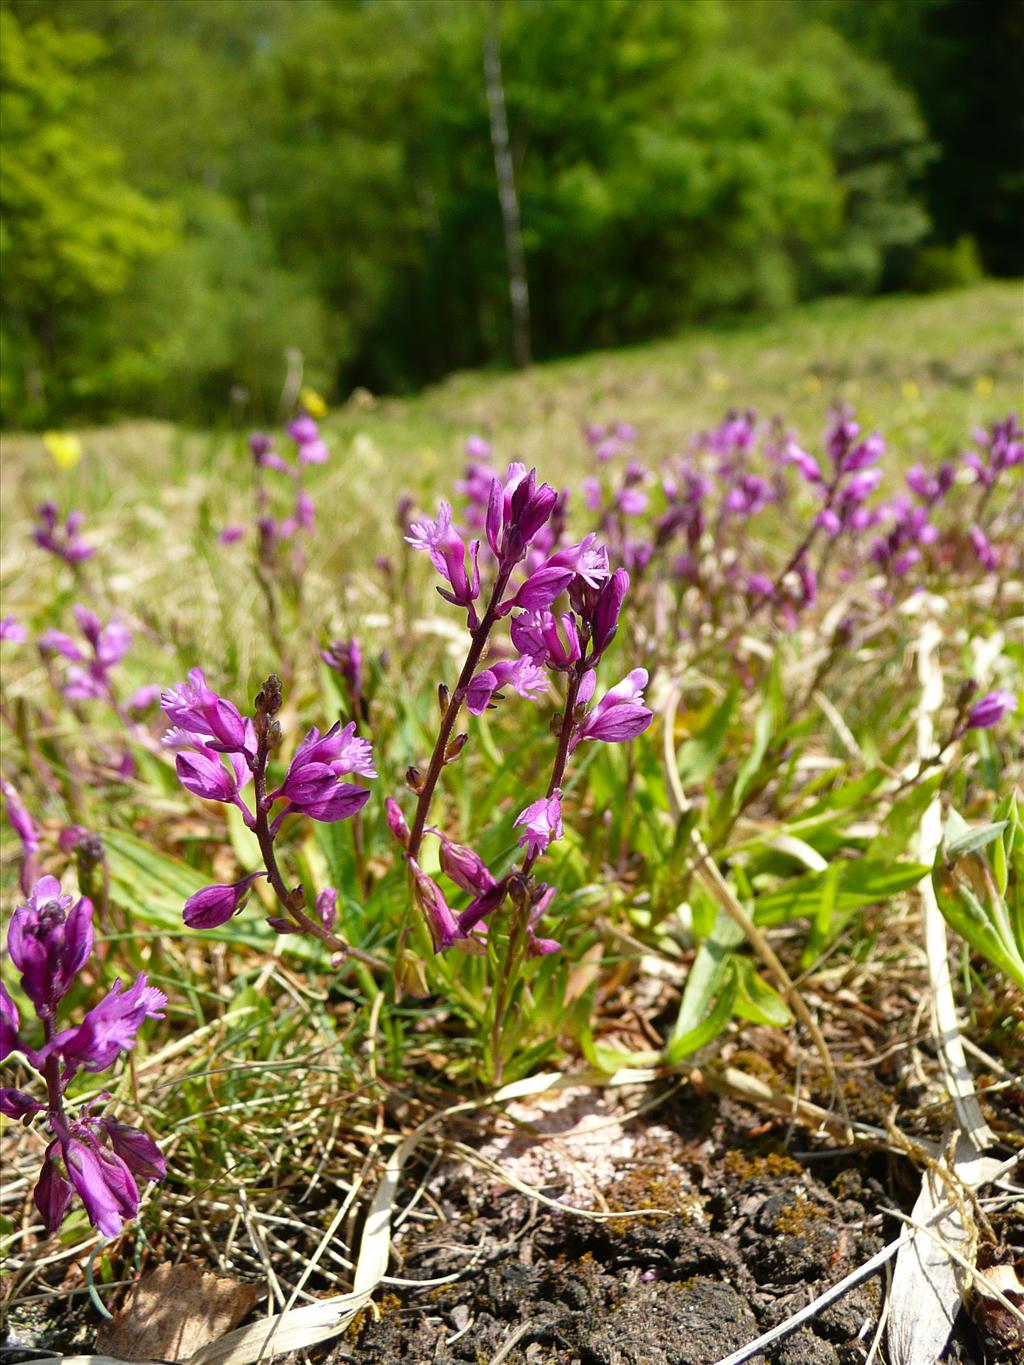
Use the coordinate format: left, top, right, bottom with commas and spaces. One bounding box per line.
575, 405, 1020, 654
238, 413, 328, 562
396, 458, 653, 959
162, 671, 374, 930
32, 503, 94, 565
1, 876, 166, 1237
38, 606, 134, 705
321, 636, 365, 718
963, 415, 1022, 489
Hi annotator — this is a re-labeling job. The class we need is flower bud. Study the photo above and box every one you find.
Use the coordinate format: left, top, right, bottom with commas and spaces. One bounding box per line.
385, 798, 410, 848
317, 887, 338, 932
255, 675, 283, 717
965, 690, 1017, 731
444, 733, 468, 763
183, 873, 266, 929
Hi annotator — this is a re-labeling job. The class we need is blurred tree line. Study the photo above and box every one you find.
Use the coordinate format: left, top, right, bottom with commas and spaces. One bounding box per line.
1, 0, 1019, 427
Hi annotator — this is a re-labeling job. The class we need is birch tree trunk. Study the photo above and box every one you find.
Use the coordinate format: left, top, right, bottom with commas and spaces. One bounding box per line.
483, 5, 531, 369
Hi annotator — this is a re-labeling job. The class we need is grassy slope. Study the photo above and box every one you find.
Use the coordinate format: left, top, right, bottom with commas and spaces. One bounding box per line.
2, 281, 1021, 499
0, 282, 1020, 687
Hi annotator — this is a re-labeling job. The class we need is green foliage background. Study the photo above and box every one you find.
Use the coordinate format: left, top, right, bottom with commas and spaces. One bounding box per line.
1, 0, 1019, 426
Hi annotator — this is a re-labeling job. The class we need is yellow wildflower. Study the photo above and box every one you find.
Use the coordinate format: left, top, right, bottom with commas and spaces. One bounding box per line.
42, 431, 82, 469
299, 387, 328, 419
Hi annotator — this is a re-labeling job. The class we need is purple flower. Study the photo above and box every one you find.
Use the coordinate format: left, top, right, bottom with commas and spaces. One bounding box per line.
38, 628, 84, 661
2, 778, 41, 895
410, 859, 463, 952
104, 1120, 167, 1182
963, 415, 1022, 487
466, 656, 548, 713
1, 1086, 44, 1118
249, 432, 274, 458
127, 684, 162, 711
297, 439, 329, 466
34, 1146, 74, 1231
486, 466, 559, 571
1, 616, 27, 643
287, 416, 319, 445
42, 974, 166, 1076
175, 745, 250, 803
183, 873, 267, 928
525, 884, 561, 957
294, 491, 315, 532
542, 535, 610, 590
278, 764, 372, 823
840, 433, 884, 473
510, 610, 581, 670
616, 487, 648, 516
39, 608, 131, 703
406, 502, 482, 624
969, 525, 998, 572
317, 887, 338, 932
385, 797, 410, 848
5, 871, 166, 1237
7, 877, 93, 1016
456, 878, 509, 935
507, 563, 575, 613
32, 503, 94, 564
218, 526, 245, 545
964, 690, 1017, 731
1, 981, 21, 1061
783, 442, 823, 485
260, 451, 291, 474
570, 669, 653, 752
161, 668, 249, 752
747, 573, 774, 599
514, 792, 563, 858
321, 638, 363, 701
435, 833, 496, 895
591, 568, 629, 659
287, 721, 376, 779
62, 1139, 140, 1238
465, 434, 492, 460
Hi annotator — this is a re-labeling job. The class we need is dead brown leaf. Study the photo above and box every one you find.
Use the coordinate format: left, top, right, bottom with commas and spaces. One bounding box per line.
95, 1263, 260, 1362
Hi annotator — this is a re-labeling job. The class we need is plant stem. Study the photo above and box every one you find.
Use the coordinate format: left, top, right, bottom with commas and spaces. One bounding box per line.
406, 567, 513, 859
489, 665, 584, 1081
521, 665, 582, 878
251, 729, 385, 970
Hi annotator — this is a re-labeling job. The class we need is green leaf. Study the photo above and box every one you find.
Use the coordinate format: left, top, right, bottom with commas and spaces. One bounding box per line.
945, 821, 1008, 861
665, 962, 738, 1063
932, 877, 1024, 993
665, 914, 742, 1063
732, 655, 783, 809
103, 830, 320, 959
579, 1017, 661, 1074
753, 859, 930, 925
867, 772, 943, 863
674, 687, 737, 787
732, 957, 792, 1027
